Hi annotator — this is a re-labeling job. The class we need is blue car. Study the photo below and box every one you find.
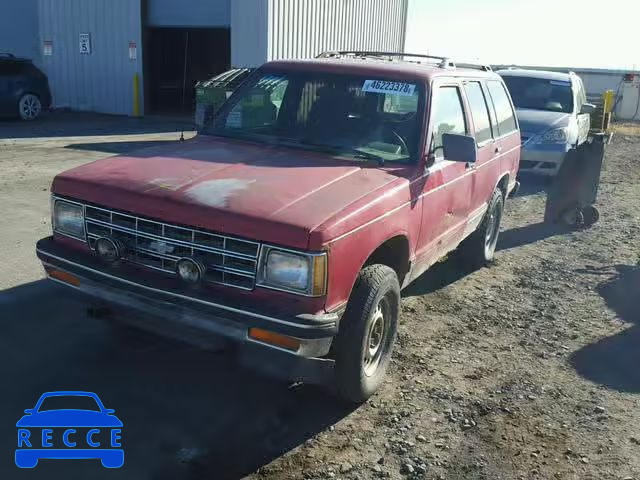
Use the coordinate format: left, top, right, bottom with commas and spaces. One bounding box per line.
15, 391, 123, 468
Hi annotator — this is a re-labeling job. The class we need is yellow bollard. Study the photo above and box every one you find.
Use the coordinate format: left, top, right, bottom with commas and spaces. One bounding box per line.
133, 73, 140, 117
603, 89, 615, 114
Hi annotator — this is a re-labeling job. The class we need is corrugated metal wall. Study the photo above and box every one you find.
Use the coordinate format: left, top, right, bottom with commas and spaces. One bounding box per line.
231, 0, 408, 67
147, 0, 230, 27
38, 0, 143, 115
0, 0, 39, 62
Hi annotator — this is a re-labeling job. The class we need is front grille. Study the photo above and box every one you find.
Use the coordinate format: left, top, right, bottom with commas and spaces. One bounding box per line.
84, 205, 260, 291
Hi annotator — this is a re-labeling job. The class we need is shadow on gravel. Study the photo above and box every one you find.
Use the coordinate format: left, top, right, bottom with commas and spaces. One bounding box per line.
403, 254, 477, 297
498, 222, 570, 251
0, 111, 191, 140
515, 173, 552, 197
65, 140, 181, 155
571, 264, 640, 393
0, 280, 354, 480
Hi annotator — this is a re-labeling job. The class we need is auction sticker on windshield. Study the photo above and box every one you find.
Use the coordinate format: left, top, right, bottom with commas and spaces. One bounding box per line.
362, 80, 416, 96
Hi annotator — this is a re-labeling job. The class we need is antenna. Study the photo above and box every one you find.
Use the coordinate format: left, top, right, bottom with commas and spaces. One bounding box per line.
179, 31, 190, 142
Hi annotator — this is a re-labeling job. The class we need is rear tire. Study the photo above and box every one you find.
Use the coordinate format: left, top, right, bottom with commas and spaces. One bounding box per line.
333, 264, 400, 403
458, 188, 504, 267
18, 93, 42, 121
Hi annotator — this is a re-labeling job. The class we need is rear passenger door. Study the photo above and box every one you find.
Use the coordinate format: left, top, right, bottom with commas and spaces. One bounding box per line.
462, 80, 499, 230
484, 80, 520, 201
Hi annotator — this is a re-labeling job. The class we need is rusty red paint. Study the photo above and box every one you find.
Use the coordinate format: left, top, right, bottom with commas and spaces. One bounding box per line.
49, 59, 520, 316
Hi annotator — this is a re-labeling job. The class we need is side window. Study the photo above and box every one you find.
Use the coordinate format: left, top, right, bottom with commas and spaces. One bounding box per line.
431, 86, 467, 158
225, 75, 287, 130
463, 81, 493, 144
574, 77, 586, 114
486, 80, 517, 136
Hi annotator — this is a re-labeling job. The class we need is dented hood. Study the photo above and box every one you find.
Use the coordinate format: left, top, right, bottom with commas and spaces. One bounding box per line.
53, 136, 401, 249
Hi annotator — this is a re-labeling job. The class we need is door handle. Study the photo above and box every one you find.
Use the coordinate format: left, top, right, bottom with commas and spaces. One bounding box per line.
495, 145, 502, 154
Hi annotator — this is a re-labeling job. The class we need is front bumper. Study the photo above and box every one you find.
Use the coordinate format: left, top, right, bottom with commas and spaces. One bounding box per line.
36, 237, 337, 384
519, 148, 568, 176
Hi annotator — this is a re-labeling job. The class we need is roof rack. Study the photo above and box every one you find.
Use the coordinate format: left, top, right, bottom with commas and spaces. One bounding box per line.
316, 51, 492, 71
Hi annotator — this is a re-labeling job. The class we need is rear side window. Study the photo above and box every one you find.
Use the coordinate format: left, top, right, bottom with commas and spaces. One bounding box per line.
486, 81, 517, 136
0, 60, 23, 75
431, 86, 467, 157
463, 82, 493, 144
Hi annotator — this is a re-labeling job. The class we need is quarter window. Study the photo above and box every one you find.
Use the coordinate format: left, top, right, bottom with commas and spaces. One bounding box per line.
486, 81, 517, 136
464, 82, 493, 144
431, 86, 467, 157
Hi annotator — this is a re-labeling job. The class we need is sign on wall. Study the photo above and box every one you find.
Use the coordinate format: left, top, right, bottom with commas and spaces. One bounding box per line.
128, 42, 137, 61
79, 33, 91, 54
43, 41, 53, 57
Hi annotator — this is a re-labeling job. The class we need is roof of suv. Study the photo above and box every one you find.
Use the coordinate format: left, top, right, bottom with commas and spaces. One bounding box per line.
264, 57, 503, 83
496, 68, 574, 82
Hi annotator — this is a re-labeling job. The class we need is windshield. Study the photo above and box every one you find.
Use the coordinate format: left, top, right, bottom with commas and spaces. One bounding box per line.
202, 70, 424, 163
501, 76, 574, 113
37, 395, 102, 412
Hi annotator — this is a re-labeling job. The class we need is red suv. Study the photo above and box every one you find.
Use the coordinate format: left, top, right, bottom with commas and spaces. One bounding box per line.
36, 52, 520, 402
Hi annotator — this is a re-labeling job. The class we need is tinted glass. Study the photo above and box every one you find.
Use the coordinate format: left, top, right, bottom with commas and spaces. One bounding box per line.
205, 71, 423, 163
501, 76, 574, 113
464, 82, 493, 144
487, 81, 518, 135
0, 60, 23, 75
38, 395, 102, 412
431, 86, 467, 156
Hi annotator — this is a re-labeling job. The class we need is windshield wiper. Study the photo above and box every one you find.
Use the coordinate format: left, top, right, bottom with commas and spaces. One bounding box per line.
351, 149, 385, 166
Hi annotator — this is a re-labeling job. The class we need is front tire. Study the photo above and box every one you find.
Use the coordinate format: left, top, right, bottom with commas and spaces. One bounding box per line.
459, 188, 504, 267
333, 264, 400, 403
18, 93, 42, 121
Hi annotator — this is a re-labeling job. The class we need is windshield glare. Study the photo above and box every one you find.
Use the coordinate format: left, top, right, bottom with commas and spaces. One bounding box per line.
203, 70, 423, 163
502, 76, 574, 113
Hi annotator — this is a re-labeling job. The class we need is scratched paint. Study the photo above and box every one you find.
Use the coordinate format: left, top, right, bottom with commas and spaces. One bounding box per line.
184, 179, 256, 208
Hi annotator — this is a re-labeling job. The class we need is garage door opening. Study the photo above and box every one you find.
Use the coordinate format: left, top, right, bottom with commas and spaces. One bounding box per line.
144, 27, 230, 116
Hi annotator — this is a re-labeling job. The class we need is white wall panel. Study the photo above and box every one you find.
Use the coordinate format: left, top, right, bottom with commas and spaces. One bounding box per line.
232, 0, 408, 67
147, 0, 230, 27
0, 0, 39, 62
38, 0, 144, 115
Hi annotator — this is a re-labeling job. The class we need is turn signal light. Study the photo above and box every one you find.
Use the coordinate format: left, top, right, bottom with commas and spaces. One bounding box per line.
46, 268, 80, 287
311, 254, 327, 296
248, 328, 301, 351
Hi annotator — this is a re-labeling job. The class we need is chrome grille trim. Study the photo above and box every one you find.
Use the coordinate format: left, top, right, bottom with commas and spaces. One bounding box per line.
83, 204, 260, 291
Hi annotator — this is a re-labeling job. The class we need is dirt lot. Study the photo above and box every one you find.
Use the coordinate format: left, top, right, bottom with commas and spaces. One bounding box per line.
0, 114, 638, 480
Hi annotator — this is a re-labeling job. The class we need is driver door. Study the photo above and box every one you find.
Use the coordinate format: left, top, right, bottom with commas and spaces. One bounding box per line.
412, 81, 474, 277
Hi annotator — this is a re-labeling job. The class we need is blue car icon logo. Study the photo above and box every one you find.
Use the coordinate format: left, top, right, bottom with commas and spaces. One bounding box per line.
16, 391, 123, 468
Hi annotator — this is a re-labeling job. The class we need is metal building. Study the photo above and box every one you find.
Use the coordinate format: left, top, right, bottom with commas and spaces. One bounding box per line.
2, 0, 408, 116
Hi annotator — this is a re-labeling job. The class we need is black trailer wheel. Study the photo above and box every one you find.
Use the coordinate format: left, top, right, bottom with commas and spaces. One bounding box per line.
333, 264, 400, 403
582, 205, 600, 226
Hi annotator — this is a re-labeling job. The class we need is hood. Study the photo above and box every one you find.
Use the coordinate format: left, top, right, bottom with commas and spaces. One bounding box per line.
53, 136, 403, 249
515, 108, 570, 136
16, 410, 123, 427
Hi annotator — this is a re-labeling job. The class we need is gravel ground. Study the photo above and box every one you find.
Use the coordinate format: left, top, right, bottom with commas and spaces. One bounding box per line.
0, 114, 638, 479
249, 127, 640, 480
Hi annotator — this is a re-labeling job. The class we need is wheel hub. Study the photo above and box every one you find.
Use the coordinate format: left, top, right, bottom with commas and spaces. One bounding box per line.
363, 301, 386, 377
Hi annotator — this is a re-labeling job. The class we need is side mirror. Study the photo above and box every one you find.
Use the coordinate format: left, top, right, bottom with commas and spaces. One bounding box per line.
580, 103, 596, 114
105, 409, 115, 414
24, 409, 34, 414
442, 133, 477, 164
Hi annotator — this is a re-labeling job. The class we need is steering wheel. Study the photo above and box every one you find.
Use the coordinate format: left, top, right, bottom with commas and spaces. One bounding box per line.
390, 130, 409, 155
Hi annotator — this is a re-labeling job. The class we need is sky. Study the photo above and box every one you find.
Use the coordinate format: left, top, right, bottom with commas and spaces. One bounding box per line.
404, 0, 639, 70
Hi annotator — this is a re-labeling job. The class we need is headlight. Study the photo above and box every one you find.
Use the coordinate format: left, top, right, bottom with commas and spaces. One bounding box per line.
258, 247, 327, 296
533, 127, 568, 144
53, 199, 85, 239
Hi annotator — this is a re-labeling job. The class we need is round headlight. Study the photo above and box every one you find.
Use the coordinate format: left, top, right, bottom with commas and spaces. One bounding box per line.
95, 237, 123, 262
176, 258, 204, 284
